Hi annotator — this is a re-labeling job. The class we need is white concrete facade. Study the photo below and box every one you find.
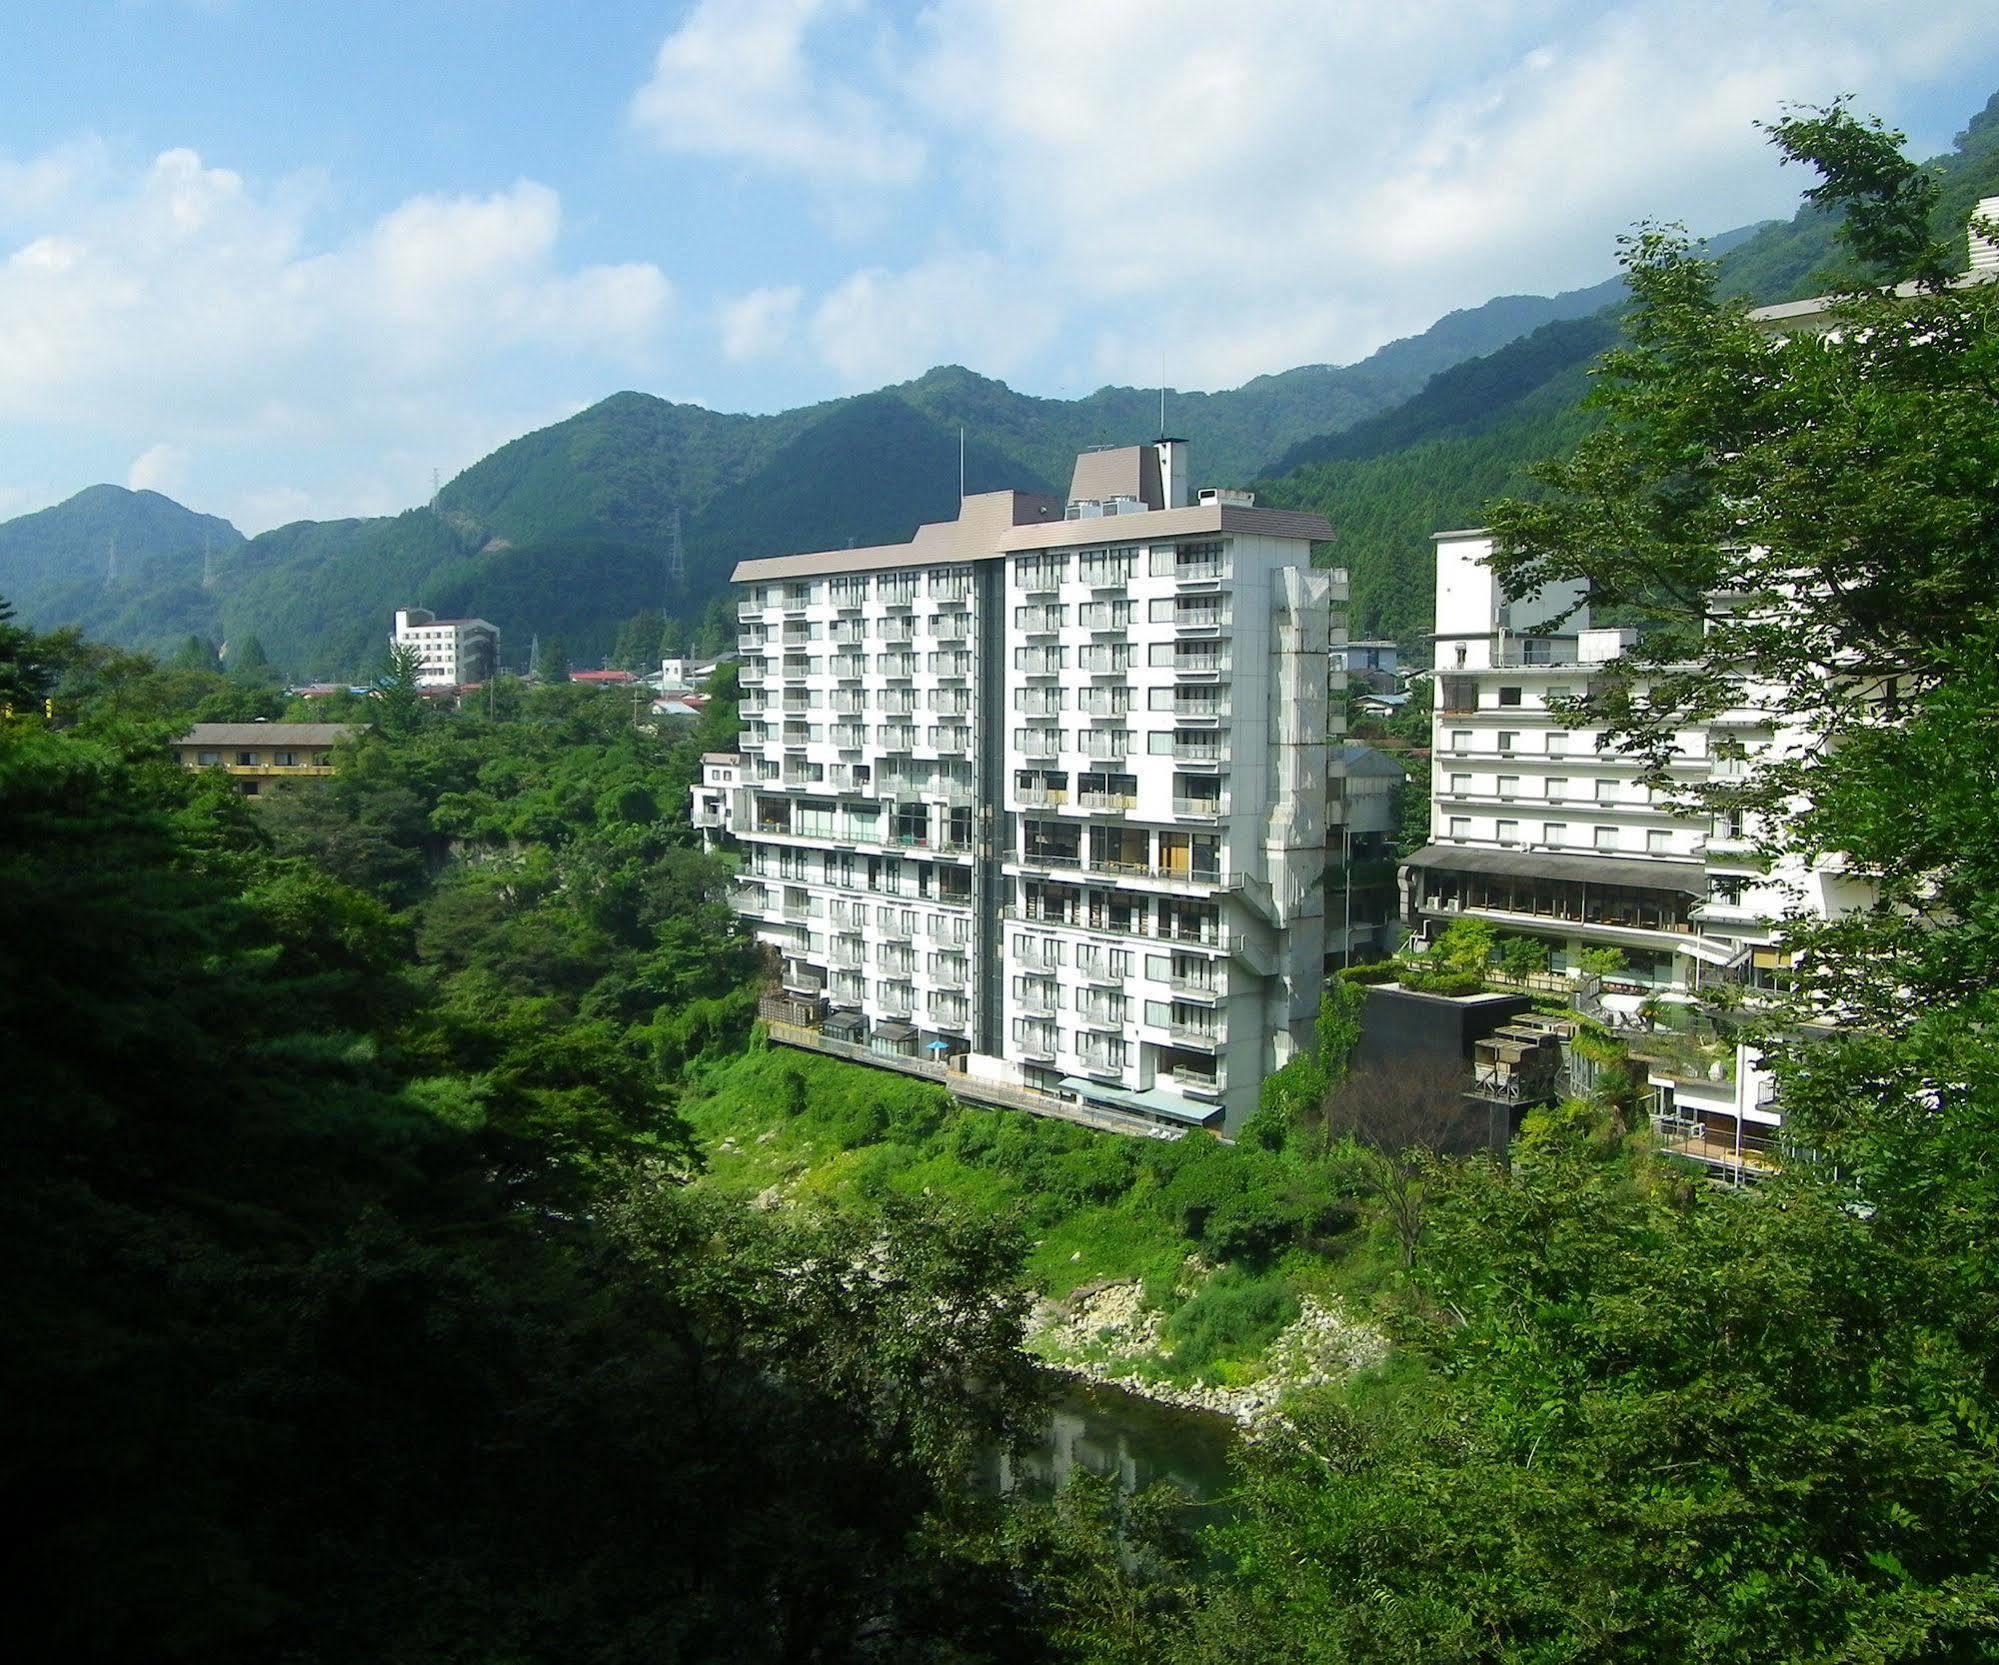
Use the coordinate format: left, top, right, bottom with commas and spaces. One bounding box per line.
393, 608, 499, 688
718, 443, 1343, 1131
1402, 529, 1867, 1171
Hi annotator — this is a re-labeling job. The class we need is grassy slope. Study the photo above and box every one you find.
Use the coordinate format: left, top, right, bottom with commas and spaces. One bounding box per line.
678, 1043, 1408, 1387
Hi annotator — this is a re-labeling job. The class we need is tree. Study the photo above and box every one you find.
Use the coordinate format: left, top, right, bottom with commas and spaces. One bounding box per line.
0, 595, 52, 711
536, 634, 571, 682
166, 633, 220, 673
1323, 1053, 1486, 1267
225, 633, 284, 688
370, 641, 426, 735
1496, 933, 1549, 982
610, 608, 665, 672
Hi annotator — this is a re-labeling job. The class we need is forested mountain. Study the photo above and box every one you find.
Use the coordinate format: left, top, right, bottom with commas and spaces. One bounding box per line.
0, 486, 245, 656
0, 269, 1646, 679
7, 89, 1996, 679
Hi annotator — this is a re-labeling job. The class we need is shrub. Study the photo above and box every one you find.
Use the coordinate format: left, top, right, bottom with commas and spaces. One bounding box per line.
1338, 959, 1400, 984
1164, 1269, 1301, 1374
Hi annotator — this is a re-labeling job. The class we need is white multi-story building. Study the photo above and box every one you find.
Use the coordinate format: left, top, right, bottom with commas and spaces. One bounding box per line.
392, 608, 500, 688
1400, 529, 1873, 1173
718, 440, 1342, 1132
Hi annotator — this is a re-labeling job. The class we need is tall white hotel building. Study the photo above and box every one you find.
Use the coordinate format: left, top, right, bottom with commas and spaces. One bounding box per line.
711, 440, 1342, 1132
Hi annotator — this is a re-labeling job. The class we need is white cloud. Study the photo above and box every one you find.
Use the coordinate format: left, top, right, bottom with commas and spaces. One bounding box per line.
0, 144, 674, 529
718, 284, 804, 360
901, 0, 1999, 385
127, 442, 190, 496
631, 0, 922, 189
809, 252, 1060, 385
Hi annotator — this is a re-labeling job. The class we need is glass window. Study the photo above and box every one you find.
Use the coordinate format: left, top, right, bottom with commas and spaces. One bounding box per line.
1498, 686, 1522, 706
1594, 826, 1618, 850
1497, 731, 1518, 752
1449, 816, 1471, 840
1646, 829, 1673, 853
1544, 822, 1568, 846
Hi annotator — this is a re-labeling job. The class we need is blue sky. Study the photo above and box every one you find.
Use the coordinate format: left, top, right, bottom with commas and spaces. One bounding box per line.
3, 0, 1996, 533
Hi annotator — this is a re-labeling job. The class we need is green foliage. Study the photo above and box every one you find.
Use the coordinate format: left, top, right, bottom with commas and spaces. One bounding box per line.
1161, 1269, 1300, 1376
1496, 933, 1550, 980
1, 631, 1059, 1662
1397, 917, 1494, 994
1578, 945, 1629, 976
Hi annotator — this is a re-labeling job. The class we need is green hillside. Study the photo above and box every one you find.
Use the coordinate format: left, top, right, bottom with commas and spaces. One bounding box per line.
0, 270, 1644, 679
0, 485, 243, 654
10, 90, 1997, 682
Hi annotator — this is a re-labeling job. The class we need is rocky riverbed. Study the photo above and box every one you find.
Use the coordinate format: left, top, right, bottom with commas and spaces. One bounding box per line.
1026, 1278, 1389, 1426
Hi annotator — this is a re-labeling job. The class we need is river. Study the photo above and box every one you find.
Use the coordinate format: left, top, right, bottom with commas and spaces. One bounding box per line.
987, 1375, 1239, 1503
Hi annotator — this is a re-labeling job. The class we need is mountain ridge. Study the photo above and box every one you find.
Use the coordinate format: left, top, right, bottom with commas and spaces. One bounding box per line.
10, 80, 1996, 681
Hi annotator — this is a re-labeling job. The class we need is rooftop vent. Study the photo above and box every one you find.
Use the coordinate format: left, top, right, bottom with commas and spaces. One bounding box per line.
1197, 486, 1256, 509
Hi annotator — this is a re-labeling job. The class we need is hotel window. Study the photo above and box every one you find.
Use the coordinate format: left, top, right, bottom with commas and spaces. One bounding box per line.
1595, 779, 1618, 803
1594, 826, 1619, 851
1646, 830, 1673, 853
1544, 822, 1568, 846
1496, 819, 1520, 845
1546, 733, 1568, 757
1545, 777, 1569, 801
1449, 772, 1471, 796
1497, 775, 1520, 799
1448, 816, 1472, 840
1450, 729, 1473, 752
1497, 686, 1522, 707
1497, 731, 1518, 753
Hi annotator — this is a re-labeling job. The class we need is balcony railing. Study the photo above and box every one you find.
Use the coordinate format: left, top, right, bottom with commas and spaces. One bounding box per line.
1173, 796, 1227, 818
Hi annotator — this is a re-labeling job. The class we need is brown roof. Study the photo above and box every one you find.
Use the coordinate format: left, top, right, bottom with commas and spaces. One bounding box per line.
175, 723, 366, 747
1067, 445, 1162, 509
732, 500, 1331, 583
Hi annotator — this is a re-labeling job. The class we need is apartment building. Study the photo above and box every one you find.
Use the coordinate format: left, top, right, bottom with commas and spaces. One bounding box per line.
392, 608, 500, 688
720, 440, 1341, 1132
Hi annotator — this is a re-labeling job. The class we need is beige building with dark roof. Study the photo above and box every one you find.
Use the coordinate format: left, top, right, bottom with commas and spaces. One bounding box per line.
173, 722, 364, 795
